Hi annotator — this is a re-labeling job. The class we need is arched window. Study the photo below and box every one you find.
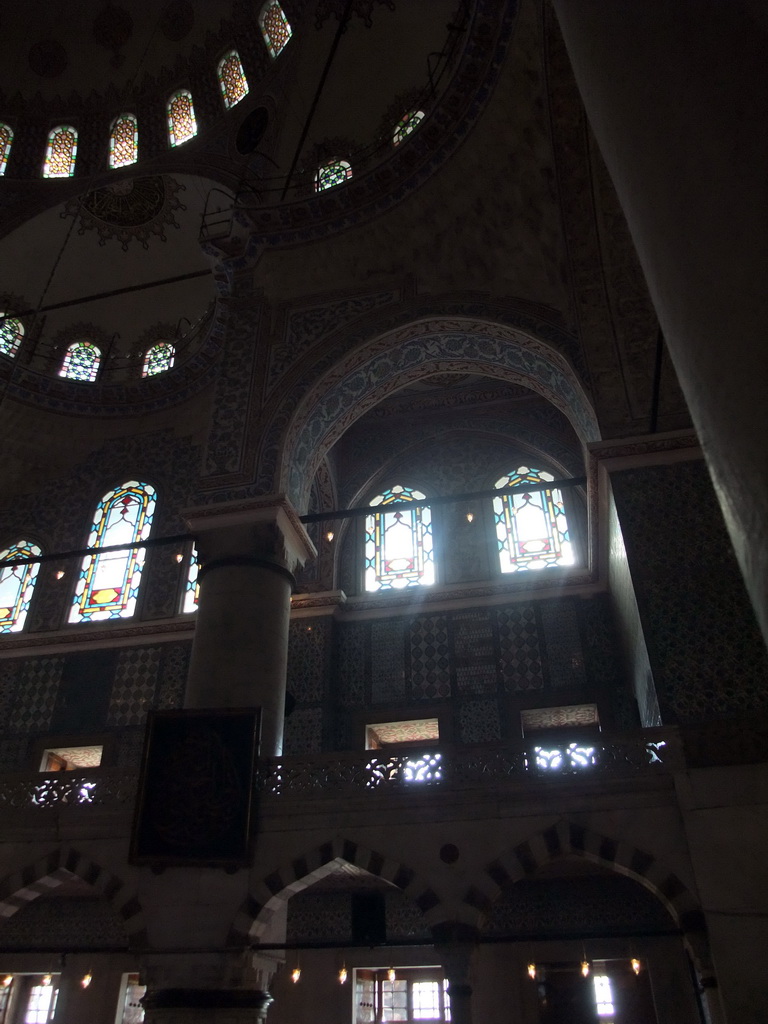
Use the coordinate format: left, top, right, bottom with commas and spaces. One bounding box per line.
60, 340, 101, 382
109, 113, 138, 168
259, 0, 292, 58
393, 109, 425, 146
142, 341, 175, 377
0, 122, 13, 175
43, 125, 78, 178
493, 467, 574, 573
69, 481, 157, 622
315, 159, 352, 192
0, 540, 42, 633
0, 313, 23, 358
218, 50, 249, 109
167, 90, 198, 147
364, 485, 435, 592
182, 544, 200, 613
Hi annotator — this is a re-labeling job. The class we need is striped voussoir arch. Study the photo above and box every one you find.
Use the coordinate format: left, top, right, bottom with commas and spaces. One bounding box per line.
0, 845, 147, 945
463, 820, 703, 932
229, 836, 446, 944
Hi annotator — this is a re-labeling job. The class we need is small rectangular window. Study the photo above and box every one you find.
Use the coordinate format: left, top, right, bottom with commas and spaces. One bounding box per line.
354, 969, 449, 1024
115, 973, 145, 1024
40, 745, 103, 771
366, 719, 439, 750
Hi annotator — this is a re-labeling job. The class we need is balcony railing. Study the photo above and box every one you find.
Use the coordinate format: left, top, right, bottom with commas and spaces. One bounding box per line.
0, 769, 138, 810
0, 731, 678, 813
254, 731, 678, 798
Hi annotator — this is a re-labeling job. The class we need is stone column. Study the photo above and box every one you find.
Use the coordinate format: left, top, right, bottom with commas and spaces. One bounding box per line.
184, 497, 315, 756
550, 1, 768, 646
141, 952, 280, 1024
433, 925, 477, 1024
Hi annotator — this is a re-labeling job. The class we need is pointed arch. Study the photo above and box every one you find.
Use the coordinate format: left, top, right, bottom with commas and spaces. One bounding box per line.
468, 820, 701, 933
0, 846, 146, 942
259, 0, 292, 59
69, 480, 157, 622
228, 837, 445, 943
167, 90, 197, 147
0, 539, 42, 633
217, 50, 249, 109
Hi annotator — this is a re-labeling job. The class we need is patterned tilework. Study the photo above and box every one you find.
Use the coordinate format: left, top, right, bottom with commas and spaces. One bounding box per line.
612, 462, 768, 723
539, 599, 586, 690
370, 620, 406, 703
459, 699, 501, 744
0, 736, 27, 772
107, 647, 161, 726
409, 615, 451, 700
8, 657, 63, 733
287, 620, 328, 702
496, 606, 544, 691
286, 889, 430, 945
0, 661, 22, 726
0, 895, 128, 948
117, 728, 146, 771
156, 642, 191, 709
337, 623, 366, 706
283, 707, 323, 755
483, 875, 673, 937
452, 612, 498, 696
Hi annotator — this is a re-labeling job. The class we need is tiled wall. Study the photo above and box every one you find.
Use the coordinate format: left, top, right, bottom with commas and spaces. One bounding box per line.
284, 594, 634, 754
611, 460, 768, 723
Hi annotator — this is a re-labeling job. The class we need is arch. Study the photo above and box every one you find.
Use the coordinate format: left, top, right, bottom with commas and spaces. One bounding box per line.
0, 539, 42, 633
467, 820, 702, 934
0, 846, 146, 942
278, 318, 599, 511
69, 479, 157, 623
229, 837, 446, 943
167, 90, 197, 147
43, 126, 78, 178
109, 113, 138, 169
259, 0, 292, 59
217, 50, 249, 109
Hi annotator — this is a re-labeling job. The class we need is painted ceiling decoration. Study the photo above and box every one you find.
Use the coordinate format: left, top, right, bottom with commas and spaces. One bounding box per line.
61, 176, 187, 250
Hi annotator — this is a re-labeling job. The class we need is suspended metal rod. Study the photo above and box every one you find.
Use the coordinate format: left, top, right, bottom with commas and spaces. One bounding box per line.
649, 325, 665, 433
280, 0, 356, 200
0, 477, 586, 569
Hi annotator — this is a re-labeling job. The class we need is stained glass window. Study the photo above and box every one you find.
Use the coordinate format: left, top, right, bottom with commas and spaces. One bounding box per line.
109, 113, 138, 169
167, 90, 198, 147
0, 540, 42, 633
315, 159, 352, 192
259, 0, 292, 58
70, 481, 157, 623
60, 340, 101, 382
0, 313, 23, 358
218, 50, 249, 109
0, 122, 13, 175
142, 341, 175, 377
364, 485, 434, 592
182, 545, 200, 613
43, 125, 78, 178
493, 467, 574, 573
393, 109, 425, 146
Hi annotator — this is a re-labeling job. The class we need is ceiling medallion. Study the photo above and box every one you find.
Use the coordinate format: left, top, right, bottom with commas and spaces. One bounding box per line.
92, 4, 134, 67
28, 40, 69, 78
315, 0, 395, 29
62, 176, 187, 251
160, 0, 195, 42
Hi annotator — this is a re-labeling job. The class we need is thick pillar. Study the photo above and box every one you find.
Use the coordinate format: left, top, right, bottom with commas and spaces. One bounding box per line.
434, 926, 477, 1024
184, 497, 315, 755
551, 1, 768, 645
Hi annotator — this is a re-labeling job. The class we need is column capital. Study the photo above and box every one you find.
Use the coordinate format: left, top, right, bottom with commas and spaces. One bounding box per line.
184, 495, 316, 574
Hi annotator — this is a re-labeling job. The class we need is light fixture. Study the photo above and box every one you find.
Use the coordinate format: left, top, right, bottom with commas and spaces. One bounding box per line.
41, 975, 52, 987
326, 530, 334, 542
55, 570, 65, 580
527, 962, 537, 980
581, 960, 590, 978
465, 512, 474, 523
631, 957, 641, 975
175, 552, 184, 564
291, 966, 301, 984
1, 976, 11, 987
387, 968, 396, 983
339, 965, 348, 985
81, 972, 92, 989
